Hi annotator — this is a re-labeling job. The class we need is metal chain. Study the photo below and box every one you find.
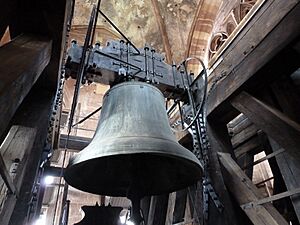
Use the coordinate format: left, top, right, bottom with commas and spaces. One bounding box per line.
26, 14, 71, 223
186, 109, 224, 222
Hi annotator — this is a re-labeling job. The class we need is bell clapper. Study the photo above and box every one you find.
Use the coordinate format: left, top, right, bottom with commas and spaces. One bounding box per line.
128, 195, 143, 225
126, 179, 144, 225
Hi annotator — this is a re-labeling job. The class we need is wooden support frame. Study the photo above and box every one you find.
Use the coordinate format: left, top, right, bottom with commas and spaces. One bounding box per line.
218, 152, 289, 225
207, 0, 300, 117
147, 194, 169, 225
0, 34, 52, 140
59, 134, 91, 151
242, 187, 300, 209
231, 91, 300, 161
242, 148, 285, 170
0, 126, 37, 225
0, 153, 17, 196
172, 189, 188, 224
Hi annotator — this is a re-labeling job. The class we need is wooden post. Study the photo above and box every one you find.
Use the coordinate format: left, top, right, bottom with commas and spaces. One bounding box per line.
172, 189, 187, 224
4, 86, 55, 225
268, 138, 300, 223
147, 195, 169, 225
206, 121, 239, 225
218, 152, 289, 225
0, 126, 36, 225
187, 182, 203, 225
267, 77, 300, 222
141, 196, 151, 225
165, 192, 176, 225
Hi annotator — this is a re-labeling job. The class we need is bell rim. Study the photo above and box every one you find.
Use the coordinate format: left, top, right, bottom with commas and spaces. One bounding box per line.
64, 152, 202, 197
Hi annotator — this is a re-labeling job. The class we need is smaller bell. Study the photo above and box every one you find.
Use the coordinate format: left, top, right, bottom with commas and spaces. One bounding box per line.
74, 204, 122, 225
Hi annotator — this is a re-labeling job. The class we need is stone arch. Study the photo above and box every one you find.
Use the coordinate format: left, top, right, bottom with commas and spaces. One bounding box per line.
185, 0, 222, 73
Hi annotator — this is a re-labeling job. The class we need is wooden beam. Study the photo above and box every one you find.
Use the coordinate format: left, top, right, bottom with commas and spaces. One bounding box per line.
150, 0, 173, 63
0, 126, 37, 225
206, 121, 239, 225
242, 187, 300, 209
242, 148, 285, 170
231, 91, 300, 161
268, 77, 300, 222
187, 182, 203, 225
234, 135, 261, 159
234, 136, 261, 158
218, 152, 289, 225
173, 189, 187, 224
207, 0, 300, 116
4, 87, 55, 225
0, 34, 52, 140
147, 195, 169, 225
59, 134, 91, 151
228, 116, 252, 137
268, 138, 300, 223
231, 124, 260, 148
165, 192, 176, 225
0, 153, 18, 196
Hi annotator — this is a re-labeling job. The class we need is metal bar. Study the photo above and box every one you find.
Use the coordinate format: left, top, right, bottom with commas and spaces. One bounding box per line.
94, 50, 141, 71
0, 153, 18, 196
167, 101, 177, 116
90, 0, 101, 46
98, 9, 140, 55
72, 106, 102, 127
68, 6, 97, 134
242, 148, 285, 170
241, 187, 300, 209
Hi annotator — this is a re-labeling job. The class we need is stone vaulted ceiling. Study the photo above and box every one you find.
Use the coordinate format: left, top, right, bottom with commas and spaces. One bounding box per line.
72, 0, 200, 63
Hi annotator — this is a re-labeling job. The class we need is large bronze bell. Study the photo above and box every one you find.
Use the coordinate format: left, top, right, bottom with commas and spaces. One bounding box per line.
64, 82, 201, 198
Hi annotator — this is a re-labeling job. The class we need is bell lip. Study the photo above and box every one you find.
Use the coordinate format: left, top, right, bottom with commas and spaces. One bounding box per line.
64, 152, 202, 197
64, 137, 202, 197
103, 81, 164, 99
67, 136, 201, 167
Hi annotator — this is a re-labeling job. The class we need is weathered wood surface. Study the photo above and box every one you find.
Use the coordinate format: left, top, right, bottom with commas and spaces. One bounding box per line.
0, 126, 36, 225
187, 182, 203, 225
242, 187, 300, 209
147, 195, 169, 225
173, 189, 187, 224
218, 152, 289, 225
206, 121, 239, 225
267, 77, 300, 222
5, 87, 55, 225
231, 91, 300, 161
59, 134, 91, 151
0, 34, 52, 140
228, 116, 252, 137
231, 124, 260, 148
234, 135, 261, 159
207, 0, 300, 116
165, 192, 176, 225
269, 138, 300, 223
